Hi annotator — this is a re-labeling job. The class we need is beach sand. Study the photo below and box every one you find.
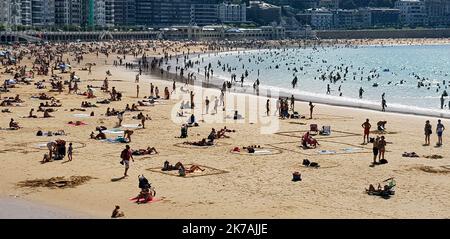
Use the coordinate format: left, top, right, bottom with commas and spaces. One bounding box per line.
1, 39, 450, 218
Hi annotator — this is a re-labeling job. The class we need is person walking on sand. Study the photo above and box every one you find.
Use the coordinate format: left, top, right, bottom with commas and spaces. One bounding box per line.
120, 145, 134, 177
205, 96, 210, 114
424, 120, 432, 145
213, 96, 219, 114
362, 119, 371, 144
266, 99, 270, 116
117, 111, 124, 126
172, 80, 176, 94
67, 143, 73, 161
378, 136, 386, 161
136, 85, 139, 98
326, 84, 331, 94
372, 136, 380, 164
436, 119, 445, 146
309, 102, 315, 119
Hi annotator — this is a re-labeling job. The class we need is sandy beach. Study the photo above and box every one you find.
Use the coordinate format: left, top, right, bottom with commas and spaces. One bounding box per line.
1, 39, 450, 219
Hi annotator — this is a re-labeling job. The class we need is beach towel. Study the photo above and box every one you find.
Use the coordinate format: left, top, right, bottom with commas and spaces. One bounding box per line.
342, 148, 363, 153
101, 136, 127, 143
72, 113, 90, 118
253, 149, 272, 155
121, 124, 142, 129
129, 197, 162, 204
103, 128, 125, 134
317, 150, 336, 155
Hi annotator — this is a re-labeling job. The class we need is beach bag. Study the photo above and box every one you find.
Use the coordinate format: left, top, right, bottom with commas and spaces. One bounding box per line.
380, 159, 388, 164
36, 130, 43, 136
247, 148, 255, 153
302, 159, 311, 166
292, 172, 302, 182
310, 162, 319, 168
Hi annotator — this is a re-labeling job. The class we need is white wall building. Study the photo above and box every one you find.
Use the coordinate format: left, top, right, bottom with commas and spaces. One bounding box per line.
395, 0, 427, 26
218, 3, 246, 23
311, 8, 333, 29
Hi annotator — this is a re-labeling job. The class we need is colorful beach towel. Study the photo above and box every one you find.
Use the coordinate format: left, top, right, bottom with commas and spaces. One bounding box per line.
103, 128, 125, 134
68, 121, 87, 126
72, 113, 90, 118
121, 124, 142, 129
129, 197, 162, 204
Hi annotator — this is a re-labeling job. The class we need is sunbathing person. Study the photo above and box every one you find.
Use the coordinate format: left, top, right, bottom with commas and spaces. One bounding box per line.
301, 132, 319, 148
111, 205, 125, 218
94, 130, 106, 140
178, 163, 205, 176
138, 101, 154, 106
97, 99, 110, 104
9, 118, 20, 129
41, 153, 52, 164
183, 138, 213, 146
124, 130, 134, 142
132, 147, 158, 155
377, 121, 387, 131
130, 104, 140, 111
28, 108, 37, 118
43, 109, 53, 118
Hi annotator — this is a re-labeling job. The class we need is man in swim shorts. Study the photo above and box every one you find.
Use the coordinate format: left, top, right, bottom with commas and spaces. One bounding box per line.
362, 119, 371, 144
121, 145, 134, 177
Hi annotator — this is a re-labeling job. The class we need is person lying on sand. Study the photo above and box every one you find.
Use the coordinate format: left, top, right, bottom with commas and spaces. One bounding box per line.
9, 118, 20, 129
111, 205, 124, 218
81, 101, 97, 108
138, 101, 154, 106
377, 121, 387, 131
243, 145, 261, 153
97, 99, 110, 104
91, 130, 106, 140
178, 163, 205, 177
132, 147, 158, 156
1, 108, 11, 113
183, 138, 213, 147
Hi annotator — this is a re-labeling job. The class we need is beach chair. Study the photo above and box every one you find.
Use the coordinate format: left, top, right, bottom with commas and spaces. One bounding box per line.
309, 124, 319, 135
319, 126, 331, 136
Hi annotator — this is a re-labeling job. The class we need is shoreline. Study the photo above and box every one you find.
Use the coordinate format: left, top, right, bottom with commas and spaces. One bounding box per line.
148, 46, 450, 120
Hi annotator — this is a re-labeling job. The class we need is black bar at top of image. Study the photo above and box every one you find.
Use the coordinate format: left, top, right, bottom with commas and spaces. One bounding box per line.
2, 219, 450, 238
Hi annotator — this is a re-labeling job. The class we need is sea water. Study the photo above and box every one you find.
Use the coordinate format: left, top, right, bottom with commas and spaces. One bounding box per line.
170, 44, 450, 118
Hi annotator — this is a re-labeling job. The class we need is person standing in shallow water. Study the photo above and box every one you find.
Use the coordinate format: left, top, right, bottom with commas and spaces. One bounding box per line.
382, 98, 387, 112
359, 87, 364, 99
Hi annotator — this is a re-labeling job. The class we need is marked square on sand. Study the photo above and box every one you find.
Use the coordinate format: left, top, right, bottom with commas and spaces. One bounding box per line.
146, 164, 229, 178
268, 140, 371, 156
275, 129, 360, 140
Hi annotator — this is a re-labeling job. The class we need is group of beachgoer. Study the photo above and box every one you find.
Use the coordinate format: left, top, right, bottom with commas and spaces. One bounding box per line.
424, 119, 445, 146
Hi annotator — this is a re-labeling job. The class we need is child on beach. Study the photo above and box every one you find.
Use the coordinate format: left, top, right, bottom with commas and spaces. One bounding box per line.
111, 205, 124, 218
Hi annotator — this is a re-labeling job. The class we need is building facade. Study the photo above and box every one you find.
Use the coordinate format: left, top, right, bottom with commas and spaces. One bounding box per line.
191, 3, 219, 26
31, 0, 55, 27
424, 0, 449, 27
218, 2, 246, 24
54, 0, 83, 26
332, 8, 371, 29
395, 0, 427, 26
21, 0, 32, 26
135, 0, 192, 27
114, 0, 136, 26
369, 8, 400, 27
